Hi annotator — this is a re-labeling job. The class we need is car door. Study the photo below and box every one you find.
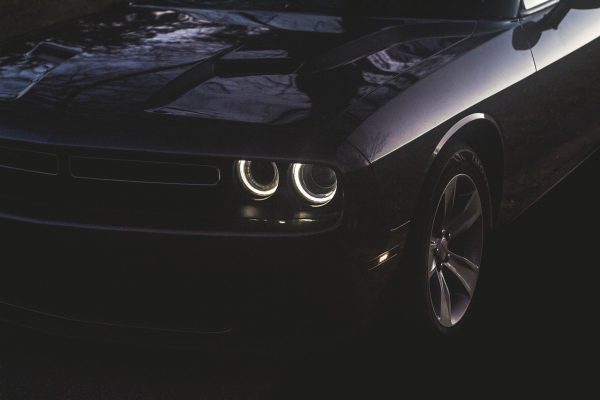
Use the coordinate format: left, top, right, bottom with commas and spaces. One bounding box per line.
501, 0, 600, 219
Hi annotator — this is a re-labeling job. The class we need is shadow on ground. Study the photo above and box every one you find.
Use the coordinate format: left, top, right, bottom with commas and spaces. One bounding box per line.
0, 149, 597, 399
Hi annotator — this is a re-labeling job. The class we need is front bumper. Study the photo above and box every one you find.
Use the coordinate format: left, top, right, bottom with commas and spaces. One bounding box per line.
0, 208, 409, 344
0, 123, 409, 344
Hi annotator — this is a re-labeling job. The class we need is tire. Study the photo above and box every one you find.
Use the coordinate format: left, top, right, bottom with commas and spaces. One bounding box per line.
401, 141, 493, 335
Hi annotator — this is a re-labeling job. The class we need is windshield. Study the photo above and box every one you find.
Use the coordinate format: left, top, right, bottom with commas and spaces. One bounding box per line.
156, 1, 515, 19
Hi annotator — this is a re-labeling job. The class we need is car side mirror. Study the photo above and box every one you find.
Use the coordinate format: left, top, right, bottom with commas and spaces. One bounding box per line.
539, 0, 600, 30
514, 0, 600, 50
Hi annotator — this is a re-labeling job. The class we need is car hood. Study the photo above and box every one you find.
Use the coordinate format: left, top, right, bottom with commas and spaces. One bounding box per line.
0, 1, 475, 154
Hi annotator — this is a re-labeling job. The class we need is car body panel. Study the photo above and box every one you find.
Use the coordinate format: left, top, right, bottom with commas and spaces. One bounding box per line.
0, 5, 475, 165
346, 21, 533, 163
344, 20, 535, 227
498, 5, 600, 221
0, 0, 599, 339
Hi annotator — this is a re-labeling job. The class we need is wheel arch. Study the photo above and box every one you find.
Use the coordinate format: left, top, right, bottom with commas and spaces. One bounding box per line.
431, 113, 505, 225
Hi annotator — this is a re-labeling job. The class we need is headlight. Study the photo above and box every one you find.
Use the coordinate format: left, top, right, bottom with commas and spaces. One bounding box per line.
235, 160, 279, 199
291, 163, 338, 206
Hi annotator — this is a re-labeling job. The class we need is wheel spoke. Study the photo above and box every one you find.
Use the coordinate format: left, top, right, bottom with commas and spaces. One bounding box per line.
437, 270, 452, 326
447, 190, 481, 237
443, 178, 458, 225
427, 173, 484, 328
428, 241, 438, 278
445, 252, 480, 297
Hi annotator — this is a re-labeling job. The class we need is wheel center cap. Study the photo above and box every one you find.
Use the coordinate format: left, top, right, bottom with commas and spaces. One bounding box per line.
437, 237, 450, 262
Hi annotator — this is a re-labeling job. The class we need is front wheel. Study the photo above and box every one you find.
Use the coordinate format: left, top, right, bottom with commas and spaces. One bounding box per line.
405, 142, 493, 334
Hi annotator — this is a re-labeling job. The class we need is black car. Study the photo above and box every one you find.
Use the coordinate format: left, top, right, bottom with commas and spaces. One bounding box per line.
0, 0, 599, 344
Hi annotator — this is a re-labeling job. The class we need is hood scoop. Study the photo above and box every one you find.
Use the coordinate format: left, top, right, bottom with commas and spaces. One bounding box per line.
0, 41, 82, 101
145, 47, 300, 110
26, 42, 82, 65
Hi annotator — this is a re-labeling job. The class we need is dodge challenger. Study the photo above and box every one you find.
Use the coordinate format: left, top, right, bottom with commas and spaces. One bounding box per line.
0, 0, 599, 345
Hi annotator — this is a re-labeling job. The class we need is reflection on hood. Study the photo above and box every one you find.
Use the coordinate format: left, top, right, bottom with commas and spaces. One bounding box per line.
0, 3, 474, 127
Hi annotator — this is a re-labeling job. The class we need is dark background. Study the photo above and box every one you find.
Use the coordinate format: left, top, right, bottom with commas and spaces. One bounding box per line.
0, 1, 595, 399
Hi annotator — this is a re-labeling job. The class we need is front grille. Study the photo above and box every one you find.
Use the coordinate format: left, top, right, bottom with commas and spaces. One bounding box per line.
0, 146, 58, 175
0, 142, 234, 232
69, 157, 220, 186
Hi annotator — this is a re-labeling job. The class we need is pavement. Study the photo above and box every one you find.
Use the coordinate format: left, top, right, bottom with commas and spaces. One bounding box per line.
0, 150, 597, 399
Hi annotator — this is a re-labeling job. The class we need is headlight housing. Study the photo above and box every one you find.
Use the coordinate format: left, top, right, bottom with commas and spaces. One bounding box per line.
291, 163, 338, 206
235, 160, 279, 199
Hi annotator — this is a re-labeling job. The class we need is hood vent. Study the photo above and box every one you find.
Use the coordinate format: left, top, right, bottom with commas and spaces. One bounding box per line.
0, 42, 82, 101
26, 42, 82, 65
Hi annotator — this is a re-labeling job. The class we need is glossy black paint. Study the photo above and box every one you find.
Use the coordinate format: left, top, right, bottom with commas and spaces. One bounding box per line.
0, 0, 599, 341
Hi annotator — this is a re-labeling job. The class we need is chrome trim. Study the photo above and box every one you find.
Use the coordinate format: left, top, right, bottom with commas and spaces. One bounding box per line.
521, 0, 560, 16
391, 220, 411, 233
433, 113, 503, 158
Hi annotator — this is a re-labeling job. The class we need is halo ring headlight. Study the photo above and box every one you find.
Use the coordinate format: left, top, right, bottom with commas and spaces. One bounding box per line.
236, 160, 279, 199
291, 163, 338, 206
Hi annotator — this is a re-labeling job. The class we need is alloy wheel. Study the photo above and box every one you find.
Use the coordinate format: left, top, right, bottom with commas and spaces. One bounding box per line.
428, 174, 484, 328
